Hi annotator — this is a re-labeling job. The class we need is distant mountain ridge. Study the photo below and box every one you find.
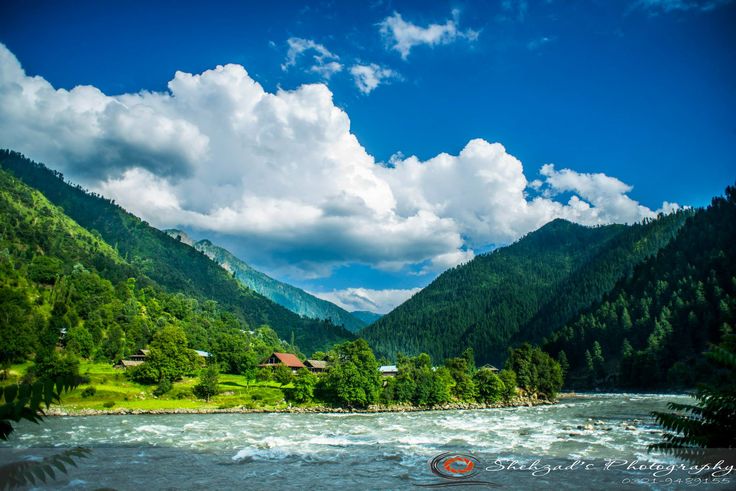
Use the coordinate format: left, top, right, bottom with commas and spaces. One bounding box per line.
351, 311, 383, 325
362, 213, 691, 365
165, 230, 366, 332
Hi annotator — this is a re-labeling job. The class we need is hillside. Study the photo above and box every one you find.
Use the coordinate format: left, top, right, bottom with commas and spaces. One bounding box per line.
165, 231, 365, 332
0, 150, 354, 353
363, 213, 690, 365
544, 185, 736, 389
351, 311, 383, 325
0, 167, 267, 364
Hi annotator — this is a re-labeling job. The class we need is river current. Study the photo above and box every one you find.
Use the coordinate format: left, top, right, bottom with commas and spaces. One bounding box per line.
2, 394, 734, 490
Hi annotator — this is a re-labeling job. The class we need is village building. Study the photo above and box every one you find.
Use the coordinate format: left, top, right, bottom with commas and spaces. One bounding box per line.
129, 349, 149, 362
478, 364, 499, 372
378, 365, 398, 377
114, 359, 144, 369
305, 359, 328, 373
259, 352, 305, 373
115, 348, 210, 369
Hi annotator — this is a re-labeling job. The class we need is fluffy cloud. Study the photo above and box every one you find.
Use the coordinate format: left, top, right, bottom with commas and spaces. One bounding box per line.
313, 288, 422, 314
378, 10, 479, 59
282, 37, 343, 78
0, 43, 677, 280
0, 46, 208, 180
350, 63, 399, 94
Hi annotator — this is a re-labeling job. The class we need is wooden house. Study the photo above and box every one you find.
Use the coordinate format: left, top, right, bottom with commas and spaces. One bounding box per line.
259, 352, 306, 373
129, 349, 150, 362
305, 359, 328, 373
114, 359, 144, 369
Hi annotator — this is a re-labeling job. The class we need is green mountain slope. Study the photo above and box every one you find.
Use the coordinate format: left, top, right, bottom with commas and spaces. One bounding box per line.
350, 311, 383, 325
0, 150, 354, 353
165, 230, 365, 332
0, 167, 302, 366
544, 185, 736, 389
363, 213, 689, 365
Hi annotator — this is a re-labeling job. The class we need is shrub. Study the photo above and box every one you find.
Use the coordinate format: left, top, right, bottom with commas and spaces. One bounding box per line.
30, 352, 81, 383
166, 388, 192, 400
81, 386, 97, 398
498, 369, 518, 402
273, 365, 293, 385
127, 362, 160, 385
474, 369, 505, 403
102, 401, 115, 408
153, 378, 172, 396
288, 368, 317, 403
193, 365, 219, 402
256, 367, 272, 383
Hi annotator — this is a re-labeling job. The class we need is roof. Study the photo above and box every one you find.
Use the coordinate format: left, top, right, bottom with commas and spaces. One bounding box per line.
262, 352, 305, 369
379, 365, 398, 373
194, 350, 211, 358
117, 360, 144, 367
479, 364, 499, 371
306, 359, 328, 369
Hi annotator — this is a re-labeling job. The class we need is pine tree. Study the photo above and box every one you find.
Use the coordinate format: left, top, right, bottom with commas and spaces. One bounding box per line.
650, 336, 736, 460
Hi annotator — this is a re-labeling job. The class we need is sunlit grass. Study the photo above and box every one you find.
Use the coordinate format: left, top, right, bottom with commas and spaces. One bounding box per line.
7, 361, 290, 412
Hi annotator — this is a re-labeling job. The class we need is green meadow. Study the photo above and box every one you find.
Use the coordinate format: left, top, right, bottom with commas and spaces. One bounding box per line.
6, 362, 293, 412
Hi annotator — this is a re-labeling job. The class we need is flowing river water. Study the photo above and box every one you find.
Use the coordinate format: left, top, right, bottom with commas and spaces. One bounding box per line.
2, 394, 734, 490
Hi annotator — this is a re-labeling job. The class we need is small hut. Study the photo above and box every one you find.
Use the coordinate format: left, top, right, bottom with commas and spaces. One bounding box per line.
305, 359, 328, 373
114, 359, 144, 370
129, 349, 150, 362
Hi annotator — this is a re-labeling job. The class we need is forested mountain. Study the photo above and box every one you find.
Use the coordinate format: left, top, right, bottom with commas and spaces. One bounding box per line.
544, 185, 736, 389
351, 311, 382, 325
363, 213, 690, 365
165, 231, 365, 332
0, 150, 354, 354
0, 166, 310, 373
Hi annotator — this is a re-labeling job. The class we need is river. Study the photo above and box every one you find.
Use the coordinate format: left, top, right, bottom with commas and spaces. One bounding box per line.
2, 394, 733, 490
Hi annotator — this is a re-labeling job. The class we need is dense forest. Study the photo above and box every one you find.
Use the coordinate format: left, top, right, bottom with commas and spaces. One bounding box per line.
544, 185, 736, 389
0, 150, 354, 354
0, 166, 326, 375
362, 213, 690, 366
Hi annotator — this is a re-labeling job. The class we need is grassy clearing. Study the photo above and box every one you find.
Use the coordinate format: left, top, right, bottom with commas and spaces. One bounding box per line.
5, 362, 290, 412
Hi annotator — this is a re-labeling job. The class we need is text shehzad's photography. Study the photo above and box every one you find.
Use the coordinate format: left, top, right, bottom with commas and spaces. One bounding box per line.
0, 1, 734, 489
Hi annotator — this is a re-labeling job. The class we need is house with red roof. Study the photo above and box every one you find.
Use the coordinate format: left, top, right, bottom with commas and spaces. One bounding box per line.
259, 352, 306, 373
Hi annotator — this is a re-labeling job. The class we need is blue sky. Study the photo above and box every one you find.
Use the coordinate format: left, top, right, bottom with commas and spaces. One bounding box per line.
1, 0, 734, 313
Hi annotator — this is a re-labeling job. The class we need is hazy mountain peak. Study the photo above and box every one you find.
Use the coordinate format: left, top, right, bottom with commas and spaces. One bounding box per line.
164, 231, 365, 332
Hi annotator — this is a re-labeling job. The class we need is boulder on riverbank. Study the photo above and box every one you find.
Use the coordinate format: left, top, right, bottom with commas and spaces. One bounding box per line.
45, 393, 554, 417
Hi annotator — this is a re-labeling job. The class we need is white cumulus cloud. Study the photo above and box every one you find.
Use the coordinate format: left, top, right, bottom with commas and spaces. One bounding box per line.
0, 43, 678, 281
378, 10, 479, 59
313, 288, 422, 314
282, 37, 343, 79
350, 63, 399, 94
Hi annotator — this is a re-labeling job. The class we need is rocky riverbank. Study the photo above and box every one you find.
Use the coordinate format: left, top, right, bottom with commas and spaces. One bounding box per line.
46, 393, 555, 416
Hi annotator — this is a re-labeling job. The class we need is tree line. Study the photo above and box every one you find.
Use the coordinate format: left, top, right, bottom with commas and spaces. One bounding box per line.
545, 184, 736, 389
